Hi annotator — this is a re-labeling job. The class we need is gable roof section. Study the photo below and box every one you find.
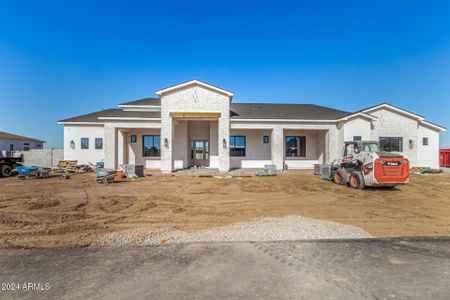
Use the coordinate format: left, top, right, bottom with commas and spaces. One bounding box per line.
58, 109, 161, 123
361, 103, 446, 131
361, 103, 424, 120
336, 111, 377, 122
230, 103, 350, 120
0, 131, 45, 143
420, 120, 447, 132
156, 79, 234, 97
119, 97, 161, 107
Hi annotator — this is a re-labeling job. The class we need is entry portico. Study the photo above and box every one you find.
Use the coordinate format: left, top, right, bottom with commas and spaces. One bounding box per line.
59, 80, 446, 171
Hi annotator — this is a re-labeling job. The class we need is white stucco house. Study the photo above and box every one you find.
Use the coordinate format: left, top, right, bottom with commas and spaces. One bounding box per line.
0, 131, 45, 152
58, 80, 446, 172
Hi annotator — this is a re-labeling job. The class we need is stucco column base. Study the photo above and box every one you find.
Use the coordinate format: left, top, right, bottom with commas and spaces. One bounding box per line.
218, 117, 230, 172
160, 118, 173, 173
104, 124, 116, 169
271, 127, 284, 171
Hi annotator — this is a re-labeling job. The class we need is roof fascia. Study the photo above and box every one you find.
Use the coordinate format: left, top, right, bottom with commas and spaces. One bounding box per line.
156, 80, 234, 97
336, 112, 377, 122
362, 103, 425, 121
419, 120, 447, 132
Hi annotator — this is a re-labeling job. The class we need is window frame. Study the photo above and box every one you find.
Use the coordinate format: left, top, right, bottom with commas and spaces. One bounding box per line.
142, 135, 161, 157
379, 137, 403, 152
353, 136, 362, 142
130, 135, 137, 143
285, 136, 306, 158
422, 137, 429, 146
81, 138, 89, 150
230, 136, 246, 157
95, 138, 103, 150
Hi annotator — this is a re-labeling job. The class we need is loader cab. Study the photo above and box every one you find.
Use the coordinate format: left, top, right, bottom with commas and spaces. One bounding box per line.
360, 141, 380, 152
343, 141, 380, 156
343, 142, 361, 156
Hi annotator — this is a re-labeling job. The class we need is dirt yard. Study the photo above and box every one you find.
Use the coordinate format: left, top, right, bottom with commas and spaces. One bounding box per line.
1, 171, 450, 248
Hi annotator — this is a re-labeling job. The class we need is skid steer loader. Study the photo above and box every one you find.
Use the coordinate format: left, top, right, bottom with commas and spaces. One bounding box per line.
331, 141, 410, 189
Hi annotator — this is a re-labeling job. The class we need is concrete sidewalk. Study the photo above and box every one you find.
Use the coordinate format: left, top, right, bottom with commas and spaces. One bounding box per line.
1, 237, 450, 299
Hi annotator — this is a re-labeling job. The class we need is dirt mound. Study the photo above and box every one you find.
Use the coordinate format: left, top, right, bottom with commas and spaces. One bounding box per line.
142, 201, 157, 210
42, 223, 103, 235
239, 180, 280, 193
172, 207, 187, 214
26, 198, 60, 210
146, 194, 185, 203
97, 195, 135, 213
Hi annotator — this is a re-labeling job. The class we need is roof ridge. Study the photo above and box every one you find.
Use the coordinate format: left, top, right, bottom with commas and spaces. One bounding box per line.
0, 131, 45, 142
231, 103, 350, 113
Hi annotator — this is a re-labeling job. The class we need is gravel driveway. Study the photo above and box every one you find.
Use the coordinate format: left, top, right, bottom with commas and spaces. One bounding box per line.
100, 216, 373, 246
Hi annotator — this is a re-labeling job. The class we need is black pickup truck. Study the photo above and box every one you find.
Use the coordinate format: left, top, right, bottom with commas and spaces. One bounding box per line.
0, 152, 23, 177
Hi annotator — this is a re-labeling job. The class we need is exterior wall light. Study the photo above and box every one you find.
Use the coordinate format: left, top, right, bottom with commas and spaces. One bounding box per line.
164, 138, 169, 148
70, 140, 75, 150
222, 138, 227, 149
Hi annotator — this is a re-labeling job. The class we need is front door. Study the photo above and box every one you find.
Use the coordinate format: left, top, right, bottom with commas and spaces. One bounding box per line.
191, 140, 209, 167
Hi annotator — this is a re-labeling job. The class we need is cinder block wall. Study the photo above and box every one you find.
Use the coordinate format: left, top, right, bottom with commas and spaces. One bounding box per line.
17, 149, 64, 167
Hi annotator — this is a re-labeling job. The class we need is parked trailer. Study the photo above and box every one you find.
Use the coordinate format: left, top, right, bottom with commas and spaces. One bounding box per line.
440, 149, 450, 167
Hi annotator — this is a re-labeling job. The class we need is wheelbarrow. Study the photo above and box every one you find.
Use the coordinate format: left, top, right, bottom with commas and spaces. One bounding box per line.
96, 169, 117, 184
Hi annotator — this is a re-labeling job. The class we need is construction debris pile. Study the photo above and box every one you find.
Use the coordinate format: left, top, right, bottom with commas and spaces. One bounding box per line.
14, 160, 95, 180
410, 167, 443, 175
95, 164, 146, 184
12, 159, 146, 184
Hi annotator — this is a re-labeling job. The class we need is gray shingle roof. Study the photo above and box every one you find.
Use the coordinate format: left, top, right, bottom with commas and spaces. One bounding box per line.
0, 131, 45, 143
119, 98, 161, 106
58, 109, 161, 123
230, 103, 350, 120
59, 103, 351, 123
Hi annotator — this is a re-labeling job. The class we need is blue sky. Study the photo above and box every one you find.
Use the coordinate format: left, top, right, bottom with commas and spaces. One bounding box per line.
0, 0, 449, 148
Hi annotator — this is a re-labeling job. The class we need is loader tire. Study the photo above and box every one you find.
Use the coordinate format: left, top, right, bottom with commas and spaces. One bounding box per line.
332, 170, 346, 185
349, 172, 365, 189
0, 165, 12, 177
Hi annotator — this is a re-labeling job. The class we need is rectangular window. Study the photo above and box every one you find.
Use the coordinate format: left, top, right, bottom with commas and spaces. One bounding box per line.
230, 136, 246, 157
95, 138, 103, 149
285, 136, 306, 157
9, 144, 14, 151
353, 136, 362, 142
379, 137, 403, 152
143, 135, 160, 157
263, 136, 270, 143
422, 137, 429, 146
81, 138, 89, 149
131, 135, 137, 143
